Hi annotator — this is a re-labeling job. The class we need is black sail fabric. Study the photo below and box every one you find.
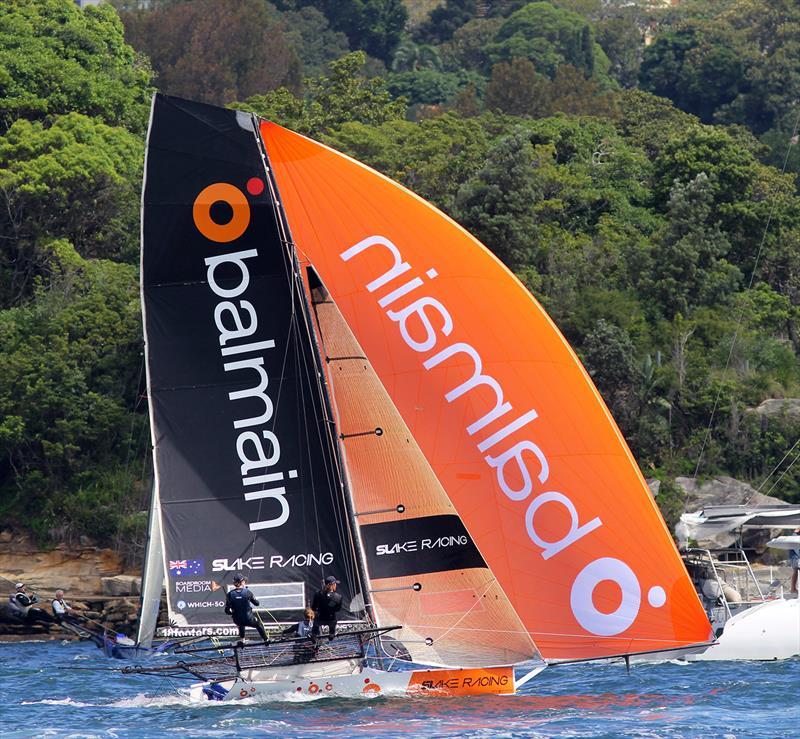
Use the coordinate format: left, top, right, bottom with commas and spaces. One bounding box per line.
141, 95, 359, 631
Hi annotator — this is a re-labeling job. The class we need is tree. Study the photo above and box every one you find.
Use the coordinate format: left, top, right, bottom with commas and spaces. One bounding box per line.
282, 6, 350, 79
326, 112, 494, 212
0, 241, 147, 543
237, 52, 405, 137
595, 14, 643, 88
454, 128, 545, 269
0, 0, 152, 134
0, 113, 142, 306
648, 173, 740, 319
639, 21, 749, 124
485, 59, 549, 117
484, 1, 611, 83
440, 17, 504, 72
580, 318, 637, 421
415, 0, 478, 44
120, 0, 301, 105
306, 0, 407, 64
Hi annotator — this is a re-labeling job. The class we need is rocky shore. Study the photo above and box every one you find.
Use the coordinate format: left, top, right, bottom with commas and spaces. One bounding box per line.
2, 475, 797, 641
0, 529, 146, 641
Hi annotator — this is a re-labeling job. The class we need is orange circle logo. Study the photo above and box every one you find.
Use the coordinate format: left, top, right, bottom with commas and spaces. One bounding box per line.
193, 183, 250, 243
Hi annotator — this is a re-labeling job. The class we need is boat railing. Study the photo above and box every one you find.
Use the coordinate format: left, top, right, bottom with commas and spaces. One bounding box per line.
684, 547, 770, 621
122, 625, 400, 682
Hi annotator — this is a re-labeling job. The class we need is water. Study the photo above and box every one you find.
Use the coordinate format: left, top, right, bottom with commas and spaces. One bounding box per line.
1, 641, 797, 738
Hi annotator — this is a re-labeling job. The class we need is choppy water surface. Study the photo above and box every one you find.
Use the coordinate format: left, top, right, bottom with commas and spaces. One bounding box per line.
0, 641, 797, 738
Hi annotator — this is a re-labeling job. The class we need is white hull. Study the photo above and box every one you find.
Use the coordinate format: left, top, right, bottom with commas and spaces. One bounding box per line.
186, 663, 545, 701
687, 597, 800, 661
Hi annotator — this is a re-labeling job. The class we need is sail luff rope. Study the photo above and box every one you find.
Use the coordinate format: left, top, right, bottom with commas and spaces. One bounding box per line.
690, 105, 800, 504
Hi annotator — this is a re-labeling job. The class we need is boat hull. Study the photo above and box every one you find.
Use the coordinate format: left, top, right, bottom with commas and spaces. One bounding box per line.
189, 665, 520, 701
687, 597, 800, 661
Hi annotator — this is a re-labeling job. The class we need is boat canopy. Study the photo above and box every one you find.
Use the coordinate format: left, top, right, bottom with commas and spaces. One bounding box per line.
680, 504, 800, 544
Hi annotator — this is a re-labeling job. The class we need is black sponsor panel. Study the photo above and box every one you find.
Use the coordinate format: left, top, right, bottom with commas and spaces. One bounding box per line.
360, 515, 486, 580
143, 95, 359, 625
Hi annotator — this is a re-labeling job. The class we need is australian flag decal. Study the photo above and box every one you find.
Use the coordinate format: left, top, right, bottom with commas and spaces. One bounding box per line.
169, 559, 204, 576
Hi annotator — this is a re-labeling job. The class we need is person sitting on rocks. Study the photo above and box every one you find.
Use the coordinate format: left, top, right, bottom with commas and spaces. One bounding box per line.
9, 583, 53, 625
51, 589, 79, 626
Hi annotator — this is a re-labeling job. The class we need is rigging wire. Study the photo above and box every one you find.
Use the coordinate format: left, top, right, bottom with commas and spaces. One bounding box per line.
759, 438, 800, 499
690, 106, 800, 504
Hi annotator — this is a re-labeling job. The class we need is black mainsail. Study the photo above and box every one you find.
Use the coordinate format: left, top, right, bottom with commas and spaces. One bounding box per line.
140, 95, 362, 634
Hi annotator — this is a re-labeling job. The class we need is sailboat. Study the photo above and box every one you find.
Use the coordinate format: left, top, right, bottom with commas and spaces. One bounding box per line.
127, 94, 713, 700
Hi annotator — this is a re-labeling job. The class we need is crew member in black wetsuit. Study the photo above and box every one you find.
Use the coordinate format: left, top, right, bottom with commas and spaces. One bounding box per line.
9, 583, 52, 625
224, 574, 268, 642
311, 576, 343, 641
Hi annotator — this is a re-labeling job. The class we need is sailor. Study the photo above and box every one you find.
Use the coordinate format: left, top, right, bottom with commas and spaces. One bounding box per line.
282, 608, 316, 663
283, 607, 315, 639
51, 589, 78, 625
311, 576, 343, 641
224, 574, 268, 643
790, 528, 800, 595
9, 583, 52, 625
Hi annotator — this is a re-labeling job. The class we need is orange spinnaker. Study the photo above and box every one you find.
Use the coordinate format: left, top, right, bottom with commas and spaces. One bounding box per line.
261, 121, 711, 660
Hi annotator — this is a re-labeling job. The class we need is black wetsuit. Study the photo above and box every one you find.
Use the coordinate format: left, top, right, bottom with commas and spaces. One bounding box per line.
9, 592, 52, 624
224, 586, 267, 641
311, 588, 342, 640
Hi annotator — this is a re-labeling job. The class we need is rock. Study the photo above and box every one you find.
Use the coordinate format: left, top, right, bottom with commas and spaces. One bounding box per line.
0, 531, 12, 544
676, 475, 790, 551
748, 398, 800, 420
100, 576, 141, 596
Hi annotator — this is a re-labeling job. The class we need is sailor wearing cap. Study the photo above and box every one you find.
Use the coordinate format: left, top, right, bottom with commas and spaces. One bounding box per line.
311, 575, 343, 641
224, 574, 268, 643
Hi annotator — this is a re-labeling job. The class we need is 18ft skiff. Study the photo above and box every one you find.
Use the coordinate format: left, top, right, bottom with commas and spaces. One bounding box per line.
131, 94, 713, 700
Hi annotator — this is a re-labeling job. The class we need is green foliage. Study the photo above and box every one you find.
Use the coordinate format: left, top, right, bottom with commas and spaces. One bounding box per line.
0, 113, 143, 305
282, 6, 351, 78
652, 477, 686, 535
641, 0, 800, 177
0, 241, 147, 543
485, 2, 611, 83
639, 21, 748, 124
119, 0, 301, 105
0, 0, 152, 134
386, 69, 474, 106
236, 52, 406, 137
415, 0, 479, 44
306, 0, 408, 64
648, 172, 741, 319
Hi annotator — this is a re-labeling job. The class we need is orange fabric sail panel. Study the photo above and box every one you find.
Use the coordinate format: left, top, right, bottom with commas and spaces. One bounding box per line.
308, 280, 540, 668
262, 122, 712, 660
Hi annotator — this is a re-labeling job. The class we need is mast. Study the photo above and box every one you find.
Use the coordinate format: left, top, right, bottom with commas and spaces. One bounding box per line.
251, 115, 374, 622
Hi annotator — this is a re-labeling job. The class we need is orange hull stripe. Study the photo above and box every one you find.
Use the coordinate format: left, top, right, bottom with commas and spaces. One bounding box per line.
408, 666, 515, 696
